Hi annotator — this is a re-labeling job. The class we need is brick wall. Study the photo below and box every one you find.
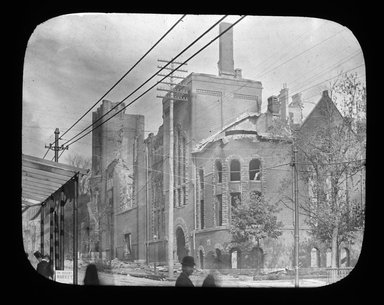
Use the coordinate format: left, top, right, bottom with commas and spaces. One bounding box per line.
91, 100, 146, 261
191, 135, 303, 268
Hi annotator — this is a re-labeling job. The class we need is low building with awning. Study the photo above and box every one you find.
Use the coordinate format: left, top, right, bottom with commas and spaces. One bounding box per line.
22, 154, 89, 284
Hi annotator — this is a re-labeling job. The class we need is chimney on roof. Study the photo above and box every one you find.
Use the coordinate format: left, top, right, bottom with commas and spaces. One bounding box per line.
278, 84, 289, 122
267, 96, 280, 115
288, 93, 303, 126
218, 22, 235, 78
267, 84, 289, 121
235, 68, 242, 79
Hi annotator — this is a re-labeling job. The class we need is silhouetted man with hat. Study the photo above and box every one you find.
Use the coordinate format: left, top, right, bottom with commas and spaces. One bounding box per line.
175, 256, 195, 287
37, 254, 54, 279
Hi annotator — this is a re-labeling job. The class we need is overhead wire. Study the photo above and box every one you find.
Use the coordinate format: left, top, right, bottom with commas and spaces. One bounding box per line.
42, 147, 50, 159
50, 18, 361, 155
288, 50, 363, 93
54, 14, 187, 143
255, 28, 346, 80
61, 15, 231, 148
289, 63, 366, 103
254, 21, 327, 78
44, 18, 365, 174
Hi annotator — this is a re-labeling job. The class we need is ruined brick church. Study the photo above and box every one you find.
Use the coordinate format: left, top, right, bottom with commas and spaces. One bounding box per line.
88, 23, 364, 270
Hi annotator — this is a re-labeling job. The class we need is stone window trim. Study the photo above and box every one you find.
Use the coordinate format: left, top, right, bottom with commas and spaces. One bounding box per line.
174, 124, 189, 206
196, 88, 222, 97
249, 158, 262, 181
195, 225, 229, 234
174, 217, 190, 250
197, 245, 206, 257
214, 243, 225, 253
225, 155, 245, 182
214, 194, 223, 227
229, 159, 241, 182
214, 159, 223, 184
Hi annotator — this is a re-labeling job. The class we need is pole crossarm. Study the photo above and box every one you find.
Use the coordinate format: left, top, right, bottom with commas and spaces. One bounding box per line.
158, 59, 188, 65
156, 73, 186, 79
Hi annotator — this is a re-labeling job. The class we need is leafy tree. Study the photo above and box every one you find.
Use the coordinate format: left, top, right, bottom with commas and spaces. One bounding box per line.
229, 191, 283, 270
277, 72, 366, 268
330, 71, 366, 138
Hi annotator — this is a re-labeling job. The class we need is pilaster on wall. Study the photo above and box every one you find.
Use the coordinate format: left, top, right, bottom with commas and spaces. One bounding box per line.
212, 161, 217, 226
240, 161, 249, 199
221, 161, 229, 226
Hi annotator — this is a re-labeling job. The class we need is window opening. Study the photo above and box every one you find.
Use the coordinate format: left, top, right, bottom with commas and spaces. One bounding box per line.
230, 159, 241, 181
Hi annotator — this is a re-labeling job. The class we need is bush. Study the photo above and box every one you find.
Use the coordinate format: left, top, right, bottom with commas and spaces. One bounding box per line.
266, 273, 281, 280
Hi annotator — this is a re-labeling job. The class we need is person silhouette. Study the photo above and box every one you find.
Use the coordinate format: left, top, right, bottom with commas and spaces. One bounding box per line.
175, 256, 195, 287
83, 263, 100, 285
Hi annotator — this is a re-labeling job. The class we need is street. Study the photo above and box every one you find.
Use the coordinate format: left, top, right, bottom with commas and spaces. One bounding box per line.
75, 269, 327, 287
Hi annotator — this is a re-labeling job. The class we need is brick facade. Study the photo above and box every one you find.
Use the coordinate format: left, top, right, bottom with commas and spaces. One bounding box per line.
90, 100, 146, 262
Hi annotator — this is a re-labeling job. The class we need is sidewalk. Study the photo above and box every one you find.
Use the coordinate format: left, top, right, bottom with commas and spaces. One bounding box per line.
76, 269, 326, 287
67, 260, 328, 287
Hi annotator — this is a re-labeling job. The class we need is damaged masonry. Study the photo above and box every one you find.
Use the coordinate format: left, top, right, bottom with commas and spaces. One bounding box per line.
22, 18, 366, 287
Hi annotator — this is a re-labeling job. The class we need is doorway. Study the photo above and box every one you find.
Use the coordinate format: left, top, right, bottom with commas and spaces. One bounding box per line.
176, 227, 187, 263
250, 247, 264, 270
199, 250, 204, 269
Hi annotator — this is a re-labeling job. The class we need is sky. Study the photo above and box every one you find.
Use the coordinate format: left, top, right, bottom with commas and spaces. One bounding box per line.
22, 13, 365, 163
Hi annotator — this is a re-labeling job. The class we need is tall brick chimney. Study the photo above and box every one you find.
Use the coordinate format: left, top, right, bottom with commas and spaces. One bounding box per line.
218, 22, 235, 77
267, 96, 280, 115
278, 84, 289, 122
288, 93, 303, 126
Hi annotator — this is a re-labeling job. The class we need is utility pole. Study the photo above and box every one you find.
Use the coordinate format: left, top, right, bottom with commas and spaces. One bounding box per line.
292, 144, 300, 287
73, 174, 79, 285
45, 128, 69, 162
156, 59, 188, 278
168, 98, 174, 278
44, 128, 69, 278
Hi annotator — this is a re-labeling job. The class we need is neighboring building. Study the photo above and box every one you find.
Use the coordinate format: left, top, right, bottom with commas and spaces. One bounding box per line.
90, 100, 146, 262
294, 90, 365, 268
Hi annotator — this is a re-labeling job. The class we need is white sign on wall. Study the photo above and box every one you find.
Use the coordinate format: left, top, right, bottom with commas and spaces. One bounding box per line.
231, 251, 238, 269
55, 270, 73, 284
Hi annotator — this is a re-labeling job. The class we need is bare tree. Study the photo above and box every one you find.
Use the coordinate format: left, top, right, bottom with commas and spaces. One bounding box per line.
64, 153, 91, 195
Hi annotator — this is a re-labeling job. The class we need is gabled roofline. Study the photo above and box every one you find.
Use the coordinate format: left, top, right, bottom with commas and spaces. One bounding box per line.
300, 90, 344, 130
299, 90, 360, 139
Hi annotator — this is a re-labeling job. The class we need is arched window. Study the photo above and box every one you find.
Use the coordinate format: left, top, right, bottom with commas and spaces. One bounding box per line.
215, 248, 222, 269
215, 160, 223, 183
199, 250, 204, 269
339, 248, 350, 267
326, 248, 332, 267
311, 247, 320, 268
250, 247, 264, 270
249, 159, 261, 180
230, 248, 242, 269
230, 159, 241, 181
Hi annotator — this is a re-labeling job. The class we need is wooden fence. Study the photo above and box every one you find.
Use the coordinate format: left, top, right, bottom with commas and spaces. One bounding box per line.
326, 267, 353, 284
